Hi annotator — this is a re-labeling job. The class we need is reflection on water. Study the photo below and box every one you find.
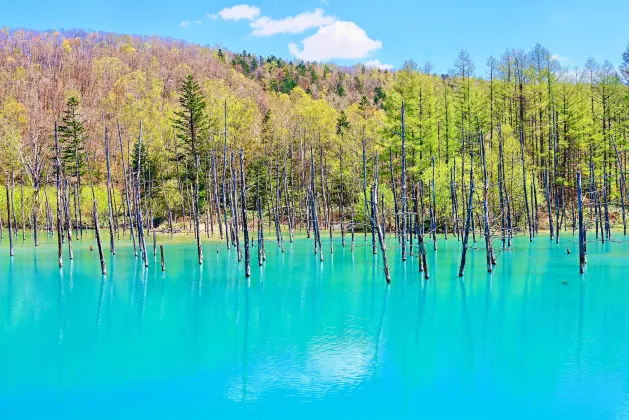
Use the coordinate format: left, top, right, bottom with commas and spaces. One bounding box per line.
0, 233, 628, 418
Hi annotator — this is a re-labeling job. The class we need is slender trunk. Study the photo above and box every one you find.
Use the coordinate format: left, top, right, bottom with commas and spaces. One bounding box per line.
222, 101, 230, 250
117, 123, 137, 256
194, 154, 203, 264
577, 171, 585, 273
459, 151, 474, 277
400, 102, 407, 260
239, 149, 250, 277
371, 169, 390, 284
105, 127, 116, 255
480, 133, 494, 271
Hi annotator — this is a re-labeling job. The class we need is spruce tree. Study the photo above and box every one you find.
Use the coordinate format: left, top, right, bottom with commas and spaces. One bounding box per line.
58, 97, 86, 178
58, 96, 86, 238
172, 74, 208, 264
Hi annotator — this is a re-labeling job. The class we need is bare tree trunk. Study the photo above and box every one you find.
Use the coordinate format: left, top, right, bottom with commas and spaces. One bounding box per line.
194, 154, 203, 264
310, 147, 322, 261
5, 183, 14, 256
362, 129, 368, 242
222, 103, 230, 250
62, 179, 73, 259
239, 149, 250, 277
86, 148, 106, 275
371, 152, 390, 284
400, 102, 407, 261
105, 127, 116, 255
53, 124, 62, 264
231, 152, 242, 260
498, 126, 506, 250
480, 133, 494, 271
117, 123, 137, 256
459, 151, 474, 277
211, 153, 223, 239
136, 122, 148, 267
389, 147, 400, 237
577, 171, 585, 273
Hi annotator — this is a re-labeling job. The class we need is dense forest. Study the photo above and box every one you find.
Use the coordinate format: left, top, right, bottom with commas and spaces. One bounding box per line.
1, 28, 628, 276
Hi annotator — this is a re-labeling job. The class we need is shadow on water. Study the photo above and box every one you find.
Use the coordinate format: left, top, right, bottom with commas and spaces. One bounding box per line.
414, 278, 429, 346
577, 275, 587, 367
458, 276, 474, 368
6, 258, 13, 327
241, 278, 250, 402
373, 284, 390, 364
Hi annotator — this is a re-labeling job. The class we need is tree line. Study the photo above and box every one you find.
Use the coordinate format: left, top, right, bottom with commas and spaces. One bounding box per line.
0, 28, 628, 278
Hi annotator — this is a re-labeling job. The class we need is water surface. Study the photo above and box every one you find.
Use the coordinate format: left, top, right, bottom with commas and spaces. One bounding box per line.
1, 232, 628, 418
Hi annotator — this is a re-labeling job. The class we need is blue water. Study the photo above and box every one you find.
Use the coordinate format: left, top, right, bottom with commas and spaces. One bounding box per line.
1, 232, 628, 419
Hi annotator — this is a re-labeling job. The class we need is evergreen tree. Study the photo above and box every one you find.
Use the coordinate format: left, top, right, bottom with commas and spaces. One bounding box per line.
57, 96, 87, 238
171, 74, 207, 264
172, 74, 208, 157
58, 96, 86, 177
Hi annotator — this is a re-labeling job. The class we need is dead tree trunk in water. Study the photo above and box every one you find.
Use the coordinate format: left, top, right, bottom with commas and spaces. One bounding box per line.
86, 149, 106, 276
135, 122, 148, 267
372, 151, 379, 255
389, 147, 399, 237
339, 144, 345, 247
371, 160, 390, 284
613, 140, 627, 235
222, 100, 230, 250
414, 183, 429, 278
310, 147, 322, 261
194, 154, 203, 265
519, 119, 533, 242
431, 156, 437, 250
211, 154, 223, 239
459, 151, 474, 277
117, 123, 137, 256
498, 126, 506, 250
230, 152, 242, 259
62, 179, 74, 259
577, 171, 585, 273
544, 169, 553, 241
362, 129, 368, 242
239, 149, 250, 277
283, 159, 294, 244
480, 133, 495, 271
400, 102, 407, 261
105, 128, 116, 255
6, 180, 14, 257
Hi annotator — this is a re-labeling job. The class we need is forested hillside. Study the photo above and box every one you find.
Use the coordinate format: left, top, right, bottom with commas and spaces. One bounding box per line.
0, 28, 628, 255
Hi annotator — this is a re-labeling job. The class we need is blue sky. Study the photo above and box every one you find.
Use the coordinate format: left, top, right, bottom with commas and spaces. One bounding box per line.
3, 0, 627, 73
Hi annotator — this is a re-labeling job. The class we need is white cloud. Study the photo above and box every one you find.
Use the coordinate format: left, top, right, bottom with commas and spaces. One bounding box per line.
363, 59, 394, 70
216, 4, 261, 21
250, 9, 336, 36
551, 54, 568, 62
181, 19, 202, 28
288, 21, 382, 61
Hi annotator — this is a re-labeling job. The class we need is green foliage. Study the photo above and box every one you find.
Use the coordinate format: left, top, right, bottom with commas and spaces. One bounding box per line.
171, 74, 208, 156
57, 96, 86, 177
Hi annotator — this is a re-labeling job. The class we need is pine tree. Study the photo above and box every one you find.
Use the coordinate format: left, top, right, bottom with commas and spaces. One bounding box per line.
58, 96, 86, 238
171, 74, 208, 264
58, 97, 86, 178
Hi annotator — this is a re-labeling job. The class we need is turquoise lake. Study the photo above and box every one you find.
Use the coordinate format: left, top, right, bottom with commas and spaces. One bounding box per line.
1, 232, 628, 419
